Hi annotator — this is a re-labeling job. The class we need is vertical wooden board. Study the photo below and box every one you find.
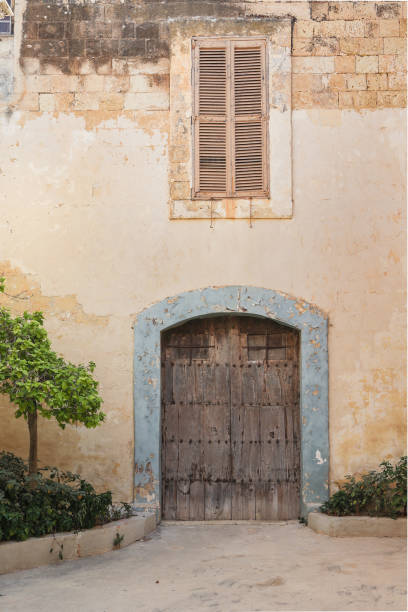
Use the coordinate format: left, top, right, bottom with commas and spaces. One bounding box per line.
255, 482, 279, 520
277, 481, 295, 520
264, 365, 283, 405
162, 361, 174, 405
241, 404, 260, 483
189, 481, 205, 520
205, 482, 231, 519
173, 362, 187, 405
163, 403, 179, 481
176, 479, 190, 520
178, 403, 201, 481
163, 479, 177, 520
231, 403, 244, 481
241, 364, 258, 406
202, 403, 230, 482
259, 405, 282, 481
201, 362, 216, 404
231, 481, 256, 520
278, 362, 294, 405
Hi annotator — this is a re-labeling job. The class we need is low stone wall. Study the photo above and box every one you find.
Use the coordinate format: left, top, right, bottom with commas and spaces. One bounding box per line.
0, 513, 156, 574
308, 512, 407, 537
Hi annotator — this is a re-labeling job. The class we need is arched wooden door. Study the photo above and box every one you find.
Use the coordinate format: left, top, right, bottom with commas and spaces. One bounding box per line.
161, 315, 300, 520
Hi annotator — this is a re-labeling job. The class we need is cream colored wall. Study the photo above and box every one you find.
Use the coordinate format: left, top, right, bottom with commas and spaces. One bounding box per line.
0, 103, 405, 499
0, 0, 406, 501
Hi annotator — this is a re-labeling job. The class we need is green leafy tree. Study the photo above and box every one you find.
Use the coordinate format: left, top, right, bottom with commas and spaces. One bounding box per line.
0, 277, 105, 475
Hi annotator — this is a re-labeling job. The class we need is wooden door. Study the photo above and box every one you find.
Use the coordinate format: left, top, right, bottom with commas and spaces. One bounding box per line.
161, 316, 300, 520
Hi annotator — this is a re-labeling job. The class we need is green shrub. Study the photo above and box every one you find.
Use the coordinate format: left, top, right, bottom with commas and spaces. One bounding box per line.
320, 456, 407, 518
0, 452, 132, 541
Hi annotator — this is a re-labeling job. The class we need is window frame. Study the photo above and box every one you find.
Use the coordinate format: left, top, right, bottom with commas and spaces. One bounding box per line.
192, 35, 270, 200
0, 0, 14, 36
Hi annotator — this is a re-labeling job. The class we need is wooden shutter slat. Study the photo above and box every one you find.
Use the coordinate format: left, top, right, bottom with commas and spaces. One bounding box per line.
199, 122, 227, 191
233, 45, 265, 194
199, 48, 226, 116
234, 120, 263, 192
196, 45, 228, 194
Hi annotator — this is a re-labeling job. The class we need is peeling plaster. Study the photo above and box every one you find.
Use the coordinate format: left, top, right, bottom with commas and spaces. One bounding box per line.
133, 285, 329, 518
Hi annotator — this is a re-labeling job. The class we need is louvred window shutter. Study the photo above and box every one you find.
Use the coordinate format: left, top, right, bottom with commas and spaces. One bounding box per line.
193, 38, 268, 199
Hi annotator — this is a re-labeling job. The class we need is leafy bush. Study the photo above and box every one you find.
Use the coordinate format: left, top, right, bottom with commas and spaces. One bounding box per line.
320, 456, 407, 518
0, 452, 132, 541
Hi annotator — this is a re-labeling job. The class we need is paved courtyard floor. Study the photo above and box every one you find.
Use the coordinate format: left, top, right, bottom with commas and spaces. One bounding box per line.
0, 521, 406, 612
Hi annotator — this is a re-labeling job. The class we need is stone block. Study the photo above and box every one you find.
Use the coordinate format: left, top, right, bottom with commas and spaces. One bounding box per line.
25, 75, 53, 93
0, 533, 77, 574
308, 512, 407, 537
80, 74, 105, 93
74, 93, 98, 110
292, 56, 335, 74
367, 73, 388, 90
169, 145, 189, 163
95, 59, 112, 75
339, 37, 361, 54
359, 38, 383, 55
99, 93, 124, 111
335, 55, 356, 73
377, 90, 407, 107
39, 93, 55, 112
170, 181, 190, 200
104, 76, 130, 93
379, 19, 401, 36
379, 54, 400, 72
294, 20, 314, 39
344, 21, 365, 37
100, 39, 119, 57
365, 20, 380, 38
23, 22, 39, 41
292, 74, 323, 92
383, 37, 406, 55
119, 39, 146, 57
69, 39, 86, 58
54, 93, 75, 111
292, 38, 314, 57
376, 2, 402, 19
338, 90, 354, 108
352, 2, 379, 19
388, 72, 406, 90
356, 55, 379, 73
39, 40, 69, 58
143, 513, 157, 536
22, 57, 40, 75
129, 74, 153, 92
311, 1, 329, 21
328, 73, 347, 91
346, 73, 367, 90
40, 59, 71, 75
356, 90, 377, 107
20, 93, 40, 111
313, 20, 345, 37
124, 91, 168, 111
313, 36, 340, 56
38, 23, 65, 40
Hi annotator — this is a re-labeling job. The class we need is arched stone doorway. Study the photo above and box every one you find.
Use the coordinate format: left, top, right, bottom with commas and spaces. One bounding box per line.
133, 286, 328, 519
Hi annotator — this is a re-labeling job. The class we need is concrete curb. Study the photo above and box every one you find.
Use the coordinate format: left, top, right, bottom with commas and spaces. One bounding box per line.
308, 512, 407, 537
0, 513, 156, 574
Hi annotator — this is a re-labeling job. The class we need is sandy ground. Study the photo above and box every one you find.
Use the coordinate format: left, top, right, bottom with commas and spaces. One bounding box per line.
0, 522, 406, 612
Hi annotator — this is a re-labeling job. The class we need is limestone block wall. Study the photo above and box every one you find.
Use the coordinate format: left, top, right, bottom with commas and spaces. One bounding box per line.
0, 1, 405, 502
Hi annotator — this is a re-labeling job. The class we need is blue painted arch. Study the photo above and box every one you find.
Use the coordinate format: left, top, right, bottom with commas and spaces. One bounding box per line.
133, 286, 329, 518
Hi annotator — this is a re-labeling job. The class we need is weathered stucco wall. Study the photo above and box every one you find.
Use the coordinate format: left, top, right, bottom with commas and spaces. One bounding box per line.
0, 1, 406, 503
